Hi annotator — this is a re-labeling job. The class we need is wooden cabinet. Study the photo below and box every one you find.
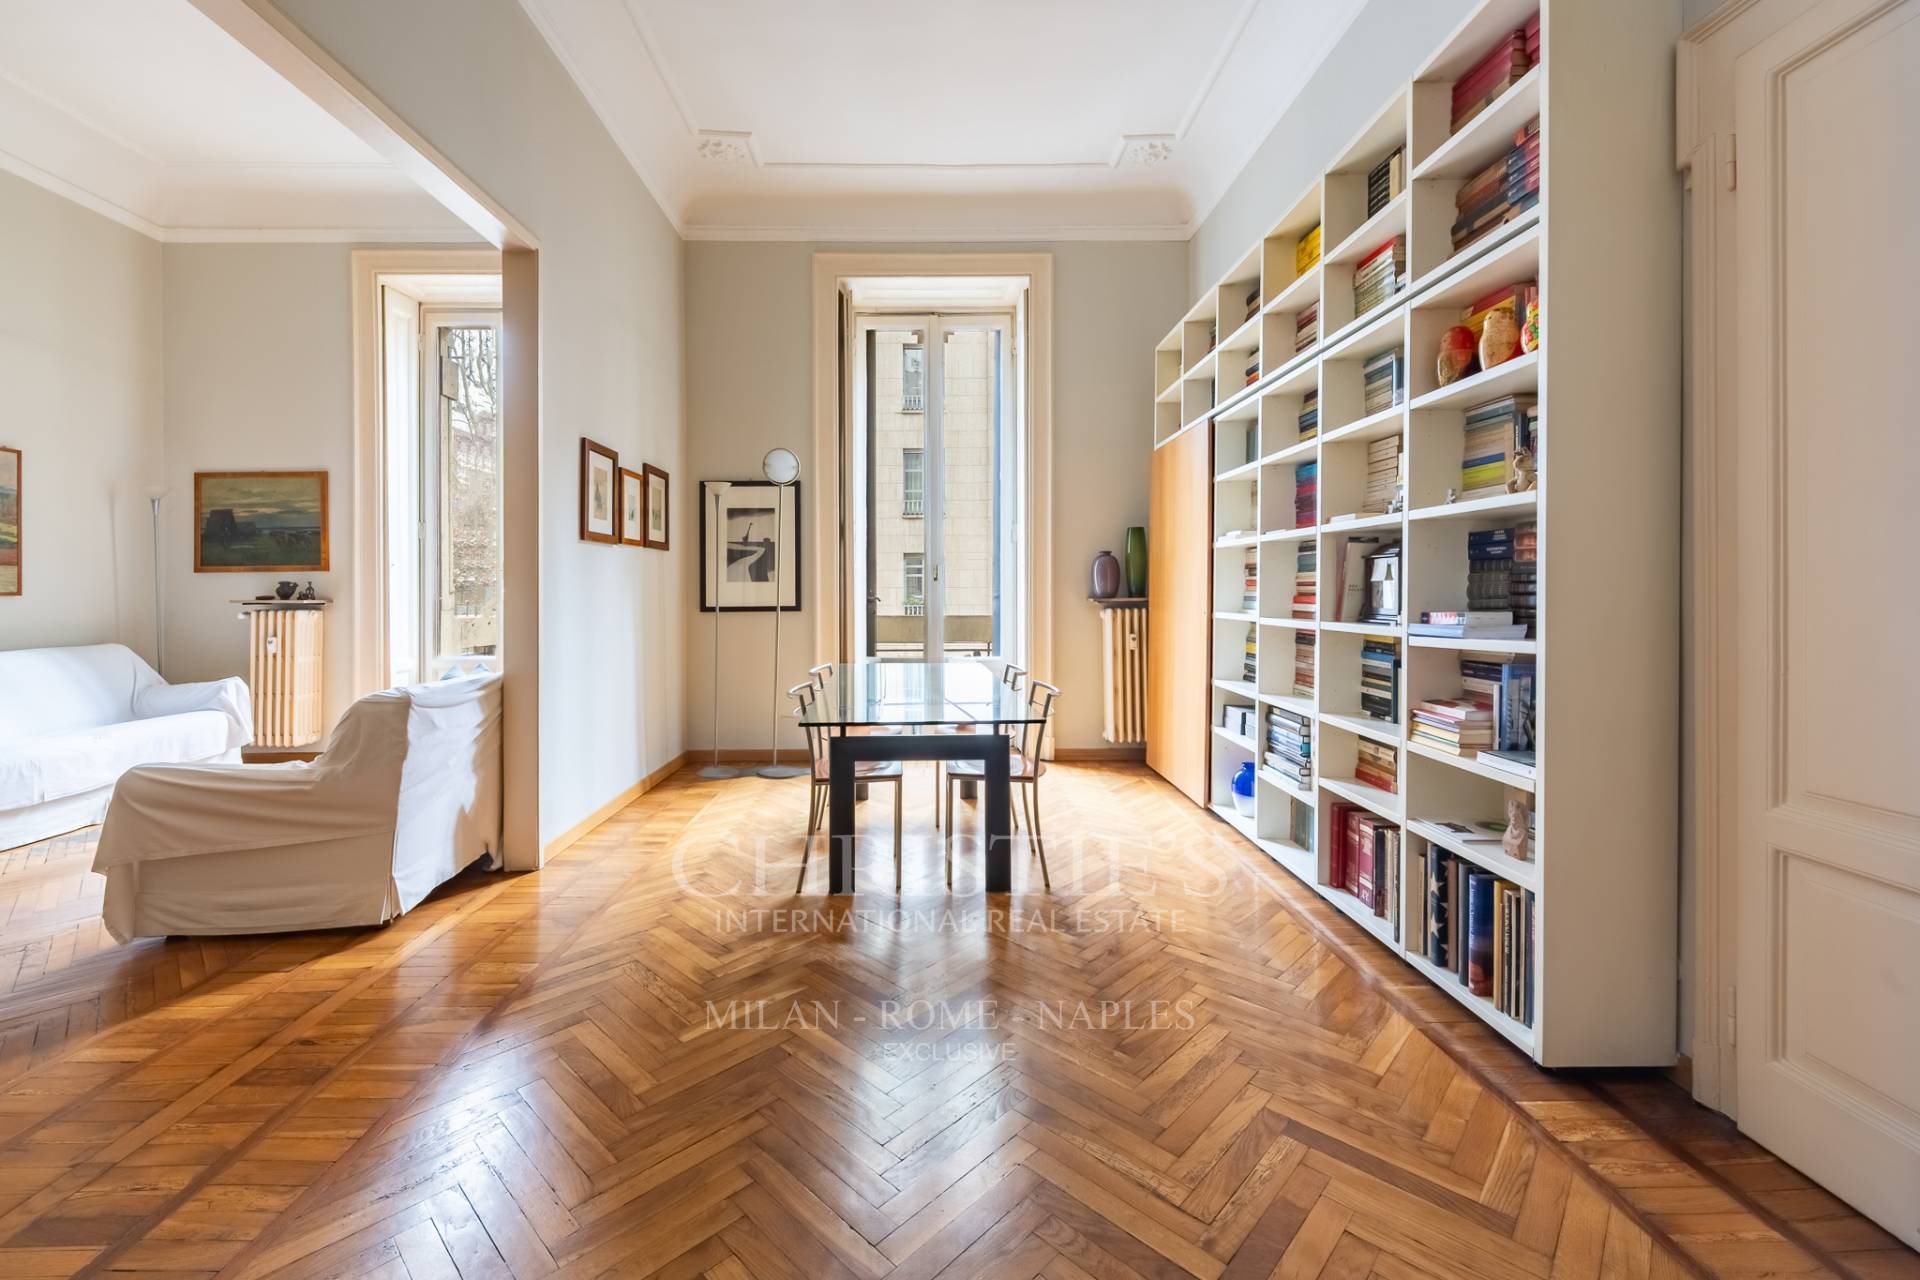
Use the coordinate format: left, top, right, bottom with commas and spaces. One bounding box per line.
1146, 423, 1209, 805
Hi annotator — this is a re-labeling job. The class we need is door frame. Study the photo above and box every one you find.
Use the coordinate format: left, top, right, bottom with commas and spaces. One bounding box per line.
812, 253, 1053, 681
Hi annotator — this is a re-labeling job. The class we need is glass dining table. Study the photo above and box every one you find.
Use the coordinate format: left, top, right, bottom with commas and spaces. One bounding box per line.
797, 659, 1043, 893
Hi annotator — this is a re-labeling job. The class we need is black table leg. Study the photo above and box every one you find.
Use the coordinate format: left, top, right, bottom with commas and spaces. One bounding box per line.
983, 735, 1011, 893
828, 734, 856, 893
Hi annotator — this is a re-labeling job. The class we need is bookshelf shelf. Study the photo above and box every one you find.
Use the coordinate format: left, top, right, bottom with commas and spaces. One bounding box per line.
1152, 0, 1680, 1067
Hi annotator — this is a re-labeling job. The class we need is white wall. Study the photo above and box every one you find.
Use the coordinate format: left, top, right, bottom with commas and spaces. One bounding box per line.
0, 170, 164, 656
269, 0, 687, 844
159, 244, 358, 727
683, 240, 1187, 754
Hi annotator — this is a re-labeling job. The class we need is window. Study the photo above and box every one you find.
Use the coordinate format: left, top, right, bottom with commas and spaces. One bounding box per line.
902, 447, 925, 517
430, 319, 503, 673
902, 344, 925, 412
902, 552, 925, 616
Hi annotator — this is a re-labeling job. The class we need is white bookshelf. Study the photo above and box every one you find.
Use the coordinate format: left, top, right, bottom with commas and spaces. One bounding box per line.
1154, 0, 1679, 1067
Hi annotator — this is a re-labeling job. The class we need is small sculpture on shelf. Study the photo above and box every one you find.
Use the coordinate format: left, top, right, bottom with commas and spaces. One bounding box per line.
1385, 482, 1405, 515
1436, 324, 1476, 386
1520, 293, 1542, 354
1445, 485, 1459, 504
1478, 308, 1520, 369
1508, 447, 1537, 494
297, 581, 318, 601
274, 580, 298, 600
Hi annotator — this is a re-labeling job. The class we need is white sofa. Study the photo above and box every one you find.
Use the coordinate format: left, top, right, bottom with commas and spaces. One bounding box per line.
92, 672, 502, 943
0, 644, 251, 851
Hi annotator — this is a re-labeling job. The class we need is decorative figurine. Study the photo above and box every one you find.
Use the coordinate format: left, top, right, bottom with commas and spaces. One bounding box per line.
1507, 447, 1537, 493
297, 581, 318, 601
1445, 486, 1458, 504
1479, 308, 1520, 369
1436, 324, 1477, 385
275, 580, 297, 600
1520, 293, 1542, 354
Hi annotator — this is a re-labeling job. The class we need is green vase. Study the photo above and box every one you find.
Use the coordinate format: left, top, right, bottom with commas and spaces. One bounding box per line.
1123, 526, 1147, 597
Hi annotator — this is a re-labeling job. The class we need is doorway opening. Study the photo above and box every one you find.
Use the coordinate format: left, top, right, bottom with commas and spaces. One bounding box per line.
847, 277, 1029, 666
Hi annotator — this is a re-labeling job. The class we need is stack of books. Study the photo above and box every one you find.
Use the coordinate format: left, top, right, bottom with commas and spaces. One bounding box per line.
1360, 637, 1400, 722
1366, 147, 1405, 217
1294, 302, 1318, 355
1331, 804, 1402, 938
1297, 390, 1320, 441
1244, 352, 1261, 387
1419, 847, 1534, 1024
1411, 698, 1494, 756
1296, 224, 1322, 273
1294, 461, 1318, 529
1460, 394, 1536, 499
1449, 655, 1536, 750
1408, 609, 1528, 641
1354, 739, 1399, 795
1244, 283, 1261, 324
1241, 548, 1258, 612
1264, 707, 1312, 788
1449, 18, 1538, 133
1363, 436, 1403, 515
1467, 528, 1515, 614
1293, 632, 1316, 697
1242, 623, 1258, 683
1361, 348, 1405, 414
1293, 542, 1317, 618
1510, 521, 1538, 635
1453, 119, 1541, 252
1464, 281, 1536, 344
1353, 235, 1407, 318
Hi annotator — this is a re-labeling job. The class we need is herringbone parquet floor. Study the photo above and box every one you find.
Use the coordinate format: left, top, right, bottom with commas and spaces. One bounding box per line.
0, 763, 1913, 1280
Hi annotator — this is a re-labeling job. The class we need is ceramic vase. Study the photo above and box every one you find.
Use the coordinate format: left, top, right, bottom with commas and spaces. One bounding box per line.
1090, 550, 1121, 599
1123, 526, 1147, 596
1231, 761, 1256, 816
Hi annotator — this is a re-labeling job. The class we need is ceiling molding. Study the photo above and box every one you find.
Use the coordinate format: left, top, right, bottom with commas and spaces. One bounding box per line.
680, 221, 1190, 244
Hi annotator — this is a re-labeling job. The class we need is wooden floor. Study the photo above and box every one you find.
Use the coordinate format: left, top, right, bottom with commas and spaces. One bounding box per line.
0, 763, 1913, 1280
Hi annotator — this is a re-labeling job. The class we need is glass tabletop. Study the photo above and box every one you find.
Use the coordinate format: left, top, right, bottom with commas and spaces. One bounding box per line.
797, 660, 1043, 728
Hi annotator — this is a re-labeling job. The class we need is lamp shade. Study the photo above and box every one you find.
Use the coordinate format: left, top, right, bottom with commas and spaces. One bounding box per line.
762, 448, 799, 487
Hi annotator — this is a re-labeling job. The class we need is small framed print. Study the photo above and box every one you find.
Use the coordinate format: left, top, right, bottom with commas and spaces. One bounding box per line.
580, 438, 618, 544
0, 445, 19, 596
700, 479, 800, 611
617, 467, 645, 545
641, 464, 669, 550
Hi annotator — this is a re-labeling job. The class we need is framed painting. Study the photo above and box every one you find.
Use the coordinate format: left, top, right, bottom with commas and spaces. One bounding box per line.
641, 463, 669, 550
580, 438, 618, 543
193, 471, 329, 573
617, 466, 645, 545
699, 479, 800, 611
0, 446, 19, 596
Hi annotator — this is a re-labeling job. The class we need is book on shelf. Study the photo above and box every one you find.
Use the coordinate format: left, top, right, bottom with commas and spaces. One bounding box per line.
1511, 521, 1537, 634
1244, 353, 1261, 387
1353, 235, 1407, 317
1450, 18, 1538, 133
1467, 526, 1515, 615
1453, 119, 1541, 253
1331, 535, 1381, 622
1411, 698, 1494, 755
1407, 621, 1528, 639
1264, 705, 1312, 788
1246, 423, 1261, 466
1295, 224, 1322, 273
1329, 804, 1402, 939
1353, 738, 1399, 795
1410, 816, 1531, 861
1297, 389, 1320, 441
1290, 798, 1314, 853
1244, 283, 1262, 324
1294, 302, 1318, 355
1452, 655, 1533, 754
1478, 748, 1536, 782
1361, 348, 1406, 415
1293, 542, 1317, 618
1359, 636, 1401, 723
1294, 461, 1318, 529
1242, 623, 1258, 683
1365, 147, 1405, 217
1419, 846, 1536, 1024
1459, 393, 1536, 500
1241, 549, 1258, 613
1293, 631, 1316, 697
1362, 435, 1404, 515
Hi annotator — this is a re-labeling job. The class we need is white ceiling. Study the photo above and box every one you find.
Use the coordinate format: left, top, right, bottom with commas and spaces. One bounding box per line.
520, 0, 1370, 240
0, 0, 470, 241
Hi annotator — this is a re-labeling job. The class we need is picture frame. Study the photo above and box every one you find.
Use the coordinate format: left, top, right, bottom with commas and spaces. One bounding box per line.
641, 463, 669, 550
580, 438, 618, 544
617, 467, 645, 545
193, 470, 329, 573
699, 479, 800, 611
0, 446, 19, 597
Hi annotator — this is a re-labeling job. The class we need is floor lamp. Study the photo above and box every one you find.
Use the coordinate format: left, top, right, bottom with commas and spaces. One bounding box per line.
146, 487, 168, 676
697, 481, 738, 779
758, 448, 807, 779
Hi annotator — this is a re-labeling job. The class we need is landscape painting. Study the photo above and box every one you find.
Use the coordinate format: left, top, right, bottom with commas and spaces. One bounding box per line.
0, 446, 18, 596
194, 471, 329, 573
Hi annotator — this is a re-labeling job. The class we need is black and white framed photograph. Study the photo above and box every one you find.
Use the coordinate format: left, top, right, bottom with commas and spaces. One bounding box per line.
699, 479, 799, 611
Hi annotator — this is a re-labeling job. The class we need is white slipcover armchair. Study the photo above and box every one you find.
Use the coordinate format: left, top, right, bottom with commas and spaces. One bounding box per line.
92, 672, 502, 943
0, 644, 251, 851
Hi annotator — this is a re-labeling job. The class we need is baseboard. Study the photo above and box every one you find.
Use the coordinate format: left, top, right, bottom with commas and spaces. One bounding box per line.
542, 750, 689, 859
690, 749, 811, 765
1054, 745, 1146, 762
1665, 1052, 1694, 1093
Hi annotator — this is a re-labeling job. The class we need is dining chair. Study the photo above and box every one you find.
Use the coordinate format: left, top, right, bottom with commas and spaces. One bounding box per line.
790, 681, 904, 893
935, 660, 1026, 830
944, 678, 1057, 890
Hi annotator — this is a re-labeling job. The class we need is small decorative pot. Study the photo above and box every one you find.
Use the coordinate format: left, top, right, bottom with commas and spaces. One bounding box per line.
1123, 526, 1148, 597
1090, 550, 1121, 599
275, 580, 298, 600
1231, 761, 1256, 816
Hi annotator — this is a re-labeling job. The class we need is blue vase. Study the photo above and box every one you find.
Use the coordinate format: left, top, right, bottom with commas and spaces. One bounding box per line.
1124, 526, 1148, 596
1231, 761, 1256, 816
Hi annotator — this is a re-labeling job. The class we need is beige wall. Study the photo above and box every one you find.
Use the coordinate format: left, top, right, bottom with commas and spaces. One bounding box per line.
270, 0, 687, 845
683, 240, 1187, 754
0, 170, 165, 657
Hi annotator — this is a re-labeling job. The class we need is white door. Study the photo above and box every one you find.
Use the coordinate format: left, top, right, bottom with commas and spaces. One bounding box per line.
1731, 0, 1920, 1243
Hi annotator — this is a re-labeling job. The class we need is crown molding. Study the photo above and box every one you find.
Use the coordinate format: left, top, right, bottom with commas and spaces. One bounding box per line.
681, 220, 1191, 243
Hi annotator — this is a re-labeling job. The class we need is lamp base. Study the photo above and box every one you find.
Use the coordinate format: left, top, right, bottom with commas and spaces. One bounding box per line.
696, 764, 741, 779
757, 763, 808, 779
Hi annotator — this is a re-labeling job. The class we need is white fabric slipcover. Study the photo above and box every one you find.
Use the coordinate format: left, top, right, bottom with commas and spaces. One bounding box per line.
0, 644, 251, 851
92, 672, 502, 943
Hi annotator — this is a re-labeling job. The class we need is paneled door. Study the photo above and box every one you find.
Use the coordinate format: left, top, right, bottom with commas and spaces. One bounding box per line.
1146, 424, 1209, 806
1730, 0, 1920, 1242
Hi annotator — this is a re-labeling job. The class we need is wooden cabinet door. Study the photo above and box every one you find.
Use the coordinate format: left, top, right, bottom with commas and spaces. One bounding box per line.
1146, 426, 1208, 805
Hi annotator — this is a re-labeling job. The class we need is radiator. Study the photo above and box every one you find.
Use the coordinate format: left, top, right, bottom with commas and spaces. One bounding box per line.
247, 607, 325, 747
1098, 602, 1148, 745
